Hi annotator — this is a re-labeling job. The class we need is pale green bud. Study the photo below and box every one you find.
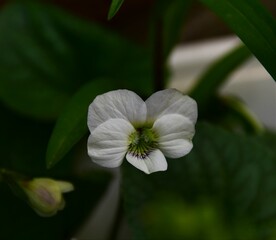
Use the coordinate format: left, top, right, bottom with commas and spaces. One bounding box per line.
19, 178, 74, 217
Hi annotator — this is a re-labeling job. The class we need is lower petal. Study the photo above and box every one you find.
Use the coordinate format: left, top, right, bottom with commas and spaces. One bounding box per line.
153, 114, 195, 158
126, 149, 167, 174
88, 119, 134, 168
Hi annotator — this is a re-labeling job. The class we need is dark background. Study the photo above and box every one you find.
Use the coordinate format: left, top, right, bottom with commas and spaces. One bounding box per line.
1, 0, 275, 46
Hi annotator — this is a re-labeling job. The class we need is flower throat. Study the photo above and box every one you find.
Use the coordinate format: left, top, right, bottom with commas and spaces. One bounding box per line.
128, 127, 158, 159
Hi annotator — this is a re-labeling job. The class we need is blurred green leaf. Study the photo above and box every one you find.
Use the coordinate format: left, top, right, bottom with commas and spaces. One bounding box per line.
0, 103, 54, 175
0, 101, 75, 176
0, 3, 76, 119
122, 123, 276, 239
190, 44, 251, 114
0, 171, 111, 240
199, 0, 276, 81
0, 1, 153, 120
141, 196, 257, 240
46, 79, 118, 169
257, 130, 276, 155
108, 0, 125, 20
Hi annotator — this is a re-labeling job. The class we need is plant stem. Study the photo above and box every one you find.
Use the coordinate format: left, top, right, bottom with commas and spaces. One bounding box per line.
153, 18, 165, 92
107, 194, 124, 240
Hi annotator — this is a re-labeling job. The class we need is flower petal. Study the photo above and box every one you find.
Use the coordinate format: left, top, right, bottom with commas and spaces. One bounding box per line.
88, 90, 147, 132
145, 89, 197, 124
153, 114, 195, 158
126, 149, 167, 174
87, 119, 135, 168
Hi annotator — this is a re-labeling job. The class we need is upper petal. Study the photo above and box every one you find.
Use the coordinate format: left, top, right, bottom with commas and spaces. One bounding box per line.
145, 89, 197, 124
88, 90, 147, 132
87, 118, 135, 168
126, 149, 167, 174
153, 114, 195, 158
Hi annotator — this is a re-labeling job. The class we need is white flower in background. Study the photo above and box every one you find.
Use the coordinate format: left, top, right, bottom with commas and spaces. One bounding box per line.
87, 89, 197, 174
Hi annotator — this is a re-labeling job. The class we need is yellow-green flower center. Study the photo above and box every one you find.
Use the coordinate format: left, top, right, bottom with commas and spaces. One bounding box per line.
128, 127, 158, 159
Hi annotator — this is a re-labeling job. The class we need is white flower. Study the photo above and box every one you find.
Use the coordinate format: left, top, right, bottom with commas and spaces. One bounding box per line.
87, 89, 197, 174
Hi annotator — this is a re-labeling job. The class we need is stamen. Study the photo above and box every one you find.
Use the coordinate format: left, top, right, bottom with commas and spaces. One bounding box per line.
128, 127, 158, 159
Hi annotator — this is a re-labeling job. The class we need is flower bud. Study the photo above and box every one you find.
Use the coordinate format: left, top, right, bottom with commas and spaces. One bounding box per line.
19, 178, 74, 217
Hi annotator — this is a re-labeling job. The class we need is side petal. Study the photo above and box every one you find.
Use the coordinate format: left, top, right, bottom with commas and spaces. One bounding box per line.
88, 89, 147, 132
145, 88, 197, 124
126, 149, 168, 174
88, 119, 135, 168
153, 114, 195, 158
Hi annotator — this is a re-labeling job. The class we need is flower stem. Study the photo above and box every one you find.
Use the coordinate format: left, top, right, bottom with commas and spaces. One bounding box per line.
107, 194, 124, 240
153, 18, 165, 92
0, 168, 24, 181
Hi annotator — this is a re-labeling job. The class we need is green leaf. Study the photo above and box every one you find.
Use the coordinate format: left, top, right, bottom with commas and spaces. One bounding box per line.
0, 171, 111, 240
50, 2, 153, 95
108, 0, 125, 20
46, 79, 118, 169
0, 3, 74, 119
0, 1, 153, 119
190, 44, 251, 114
122, 123, 276, 239
199, 0, 276, 81
257, 130, 276, 155
0, 102, 55, 175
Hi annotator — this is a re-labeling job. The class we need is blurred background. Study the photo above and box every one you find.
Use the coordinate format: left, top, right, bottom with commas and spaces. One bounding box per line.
0, 0, 275, 44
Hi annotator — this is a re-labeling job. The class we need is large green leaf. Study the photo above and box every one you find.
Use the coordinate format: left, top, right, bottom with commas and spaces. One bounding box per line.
0, 1, 153, 119
199, 0, 276, 81
0, 3, 73, 119
46, 79, 118, 169
122, 123, 276, 239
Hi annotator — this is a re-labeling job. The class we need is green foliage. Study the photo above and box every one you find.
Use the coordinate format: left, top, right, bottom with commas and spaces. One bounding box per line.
199, 0, 276, 81
0, 3, 76, 119
122, 123, 276, 239
0, 103, 54, 175
108, 0, 125, 20
46, 79, 118, 169
152, 0, 193, 57
0, 0, 275, 238
0, 1, 153, 120
0, 102, 112, 239
258, 130, 276, 155
0, 171, 111, 240
190, 44, 251, 114
162, 0, 193, 57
